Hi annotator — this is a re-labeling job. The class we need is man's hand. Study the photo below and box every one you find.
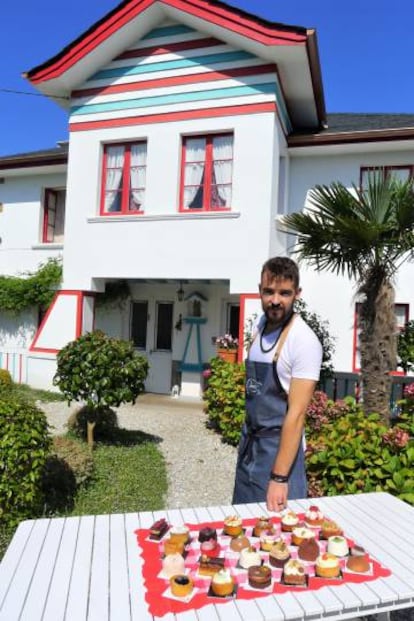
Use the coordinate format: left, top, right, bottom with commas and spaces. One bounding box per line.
266, 480, 288, 512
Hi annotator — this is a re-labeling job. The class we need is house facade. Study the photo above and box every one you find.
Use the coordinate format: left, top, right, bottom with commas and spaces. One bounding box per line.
1, 0, 413, 395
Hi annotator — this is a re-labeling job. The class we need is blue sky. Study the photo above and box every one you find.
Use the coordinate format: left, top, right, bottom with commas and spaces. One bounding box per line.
1, 0, 413, 156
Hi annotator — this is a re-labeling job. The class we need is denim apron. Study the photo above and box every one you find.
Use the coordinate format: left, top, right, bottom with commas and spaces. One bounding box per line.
232, 324, 307, 504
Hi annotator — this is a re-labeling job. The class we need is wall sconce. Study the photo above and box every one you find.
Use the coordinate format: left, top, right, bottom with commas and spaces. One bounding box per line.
177, 281, 185, 302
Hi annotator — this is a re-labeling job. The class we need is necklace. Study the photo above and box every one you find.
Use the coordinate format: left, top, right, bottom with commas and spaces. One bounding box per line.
259, 321, 282, 354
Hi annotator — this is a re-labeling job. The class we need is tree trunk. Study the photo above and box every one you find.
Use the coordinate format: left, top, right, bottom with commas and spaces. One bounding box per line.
359, 277, 397, 424
87, 420, 96, 449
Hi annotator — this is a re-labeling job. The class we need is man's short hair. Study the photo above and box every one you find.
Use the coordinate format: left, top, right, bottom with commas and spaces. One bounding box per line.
261, 256, 300, 288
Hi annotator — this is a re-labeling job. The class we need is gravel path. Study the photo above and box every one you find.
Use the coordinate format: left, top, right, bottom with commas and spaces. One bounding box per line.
40, 394, 238, 509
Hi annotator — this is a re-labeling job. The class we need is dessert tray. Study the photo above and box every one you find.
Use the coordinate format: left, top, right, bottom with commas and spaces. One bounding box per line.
134, 511, 391, 617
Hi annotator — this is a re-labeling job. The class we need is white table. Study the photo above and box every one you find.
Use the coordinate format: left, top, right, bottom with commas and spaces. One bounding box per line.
1, 492, 413, 621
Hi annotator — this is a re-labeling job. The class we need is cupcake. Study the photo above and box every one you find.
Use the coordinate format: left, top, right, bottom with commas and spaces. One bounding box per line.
282, 559, 307, 585
304, 505, 324, 527
346, 554, 370, 573
162, 553, 185, 578
253, 516, 274, 538
169, 525, 190, 546
281, 511, 299, 532
170, 574, 193, 597
198, 527, 218, 553
230, 535, 250, 553
260, 533, 278, 552
350, 544, 366, 557
315, 553, 341, 578
268, 539, 290, 568
223, 515, 243, 537
248, 565, 272, 589
297, 537, 320, 562
163, 537, 185, 556
239, 546, 261, 569
291, 526, 315, 546
210, 569, 235, 596
327, 535, 349, 557
320, 520, 343, 539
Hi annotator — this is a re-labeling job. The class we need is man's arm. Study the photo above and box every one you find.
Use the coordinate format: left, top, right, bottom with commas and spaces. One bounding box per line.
266, 377, 316, 512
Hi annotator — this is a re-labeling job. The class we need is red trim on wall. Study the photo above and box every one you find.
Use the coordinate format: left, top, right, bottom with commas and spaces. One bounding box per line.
28, 0, 305, 85
72, 64, 276, 98
69, 102, 276, 132
30, 290, 85, 353
238, 293, 260, 363
116, 36, 222, 60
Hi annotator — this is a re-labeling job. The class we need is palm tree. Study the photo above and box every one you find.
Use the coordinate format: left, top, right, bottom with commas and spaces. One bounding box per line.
280, 171, 414, 422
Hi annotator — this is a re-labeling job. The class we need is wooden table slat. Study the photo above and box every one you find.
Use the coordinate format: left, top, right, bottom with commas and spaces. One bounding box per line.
87, 513, 110, 621
65, 515, 95, 621
0, 519, 34, 609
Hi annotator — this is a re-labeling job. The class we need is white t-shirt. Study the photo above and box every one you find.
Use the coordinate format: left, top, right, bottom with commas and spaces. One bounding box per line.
248, 314, 323, 394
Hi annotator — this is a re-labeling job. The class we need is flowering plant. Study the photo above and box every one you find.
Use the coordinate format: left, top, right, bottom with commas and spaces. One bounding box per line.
214, 334, 239, 350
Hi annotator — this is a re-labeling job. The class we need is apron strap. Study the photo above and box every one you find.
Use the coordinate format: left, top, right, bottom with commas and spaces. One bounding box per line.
273, 313, 296, 362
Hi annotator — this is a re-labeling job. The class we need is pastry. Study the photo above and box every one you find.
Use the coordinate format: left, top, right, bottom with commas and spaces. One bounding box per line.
239, 546, 261, 569
223, 515, 243, 537
163, 537, 184, 556
169, 525, 190, 546
320, 520, 343, 539
327, 535, 349, 557
230, 535, 250, 552
253, 516, 274, 537
248, 565, 272, 589
260, 533, 278, 552
162, 553, 185, 578
315, 553, 341, 578
304, 505, 324, 527
149, 517, 169, 540
291, 526, 315, 546
297, 537, 320, 562
350, 544, 366, 556
198, 527, 218, 553
346, 554, 370, 573
198, 554, 225, 576
281, 511, 299, 532
282, 559, 307, 585
170, 574, 193, 597
268, 539, 290, 568
210, 569, 235, 596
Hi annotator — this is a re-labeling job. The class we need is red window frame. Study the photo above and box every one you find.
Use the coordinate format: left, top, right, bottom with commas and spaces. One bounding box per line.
353, 302, 410, 374
179, 133, 233, 212
360, 165, 413, 187
100, 141, 147, 216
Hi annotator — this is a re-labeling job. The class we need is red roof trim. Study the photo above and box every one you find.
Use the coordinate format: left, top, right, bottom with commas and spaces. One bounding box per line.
26, 0, 306, 85
116, 36, 223, 60
68, 101, 276, 132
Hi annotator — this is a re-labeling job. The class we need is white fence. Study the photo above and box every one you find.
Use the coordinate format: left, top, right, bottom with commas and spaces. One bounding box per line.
0, 349, 28, 384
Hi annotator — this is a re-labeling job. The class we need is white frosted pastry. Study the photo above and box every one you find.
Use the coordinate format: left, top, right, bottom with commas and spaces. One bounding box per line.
291, 526, 315, 545
327, 535, 349, 557
281, 511, 299, 531
239, 546, 261, 569
162, 552, 185, 578
304, 505, 324, 527
169, 524, 189, 545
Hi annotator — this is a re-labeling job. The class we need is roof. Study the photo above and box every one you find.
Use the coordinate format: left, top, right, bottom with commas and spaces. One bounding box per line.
22, 0, 326, 131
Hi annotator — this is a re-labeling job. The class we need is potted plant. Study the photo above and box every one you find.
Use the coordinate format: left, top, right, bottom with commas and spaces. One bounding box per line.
214, 334, 239, 363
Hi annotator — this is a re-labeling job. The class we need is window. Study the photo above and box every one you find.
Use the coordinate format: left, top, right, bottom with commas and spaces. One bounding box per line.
180, 133, 233, 211
155, 302, 173, 351
360, 165, 412, 188
101, 142, 147, 215
353, 302, 409, 372
227, 303, 240, 339
43, 188, 65, 243
131, 301, 148, 349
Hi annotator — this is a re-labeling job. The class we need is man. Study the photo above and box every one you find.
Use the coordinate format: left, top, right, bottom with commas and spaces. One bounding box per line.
232, 256, 322, 512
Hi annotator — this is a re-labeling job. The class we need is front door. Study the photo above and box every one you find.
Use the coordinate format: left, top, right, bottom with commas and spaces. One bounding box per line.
130, 300, 174, 394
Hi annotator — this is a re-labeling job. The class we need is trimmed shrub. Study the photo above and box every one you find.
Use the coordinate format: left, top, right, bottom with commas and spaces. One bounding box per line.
203, 357, 245, 446
0, 396, 51, 527
0, 369, 13, 392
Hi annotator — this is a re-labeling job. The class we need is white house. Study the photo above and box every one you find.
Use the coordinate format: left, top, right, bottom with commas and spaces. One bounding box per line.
0, 0, 413, 395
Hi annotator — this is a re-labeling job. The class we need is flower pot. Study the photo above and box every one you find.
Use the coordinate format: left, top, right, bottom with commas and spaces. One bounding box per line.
217, 349, 238, 363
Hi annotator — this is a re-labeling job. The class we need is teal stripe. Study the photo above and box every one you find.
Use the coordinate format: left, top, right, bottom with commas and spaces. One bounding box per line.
141, 25, 196, 40
89, 51, 255, 81
71, 83, 276, 116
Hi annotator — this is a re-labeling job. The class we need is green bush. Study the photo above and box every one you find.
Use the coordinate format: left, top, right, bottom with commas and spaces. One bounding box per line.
54, 330, 149, 445
0, 369, 13, 392
306, 403, 414, 505
67, 405, 119, 442
203, 357, 245, 445
0, 396, 51, 527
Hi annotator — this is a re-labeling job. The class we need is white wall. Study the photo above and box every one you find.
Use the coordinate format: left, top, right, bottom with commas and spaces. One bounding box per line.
62, 112, 281, 294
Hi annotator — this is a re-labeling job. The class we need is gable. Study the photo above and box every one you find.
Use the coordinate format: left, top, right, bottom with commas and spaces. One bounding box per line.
69, 21, 291, 133
24, 0, 325, 130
